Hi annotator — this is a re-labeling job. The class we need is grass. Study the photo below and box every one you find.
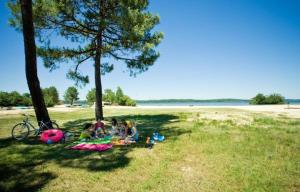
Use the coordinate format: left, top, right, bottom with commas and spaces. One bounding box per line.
0, 108, 299, 192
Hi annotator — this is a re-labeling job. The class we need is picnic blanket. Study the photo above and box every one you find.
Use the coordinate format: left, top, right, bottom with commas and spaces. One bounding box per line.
74, 137, 111, 144
71, 143, 112, 151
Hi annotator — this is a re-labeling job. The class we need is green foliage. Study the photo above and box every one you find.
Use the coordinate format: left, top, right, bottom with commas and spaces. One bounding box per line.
120, 95, 136, 106
249, 93, 266, 105
9, 91, 24, 106
265, 94, 285, 104
21, 93, 32, 106
0, 91, 32, 107
250, 93, 285, 105
8, 0, 161, 119
0, 92, 12, 107
64, 86, 79, 105
86, 88, 96, 105
103, 89, 116, 104
1, 92, 14, 107
43, 96, 55, 107
43, 86, 59, 107
0, 87, 59, 107
115, 86, 124, 104
110, 87, 135, 106
8, 0, 163, 84
86, 87, 136, 106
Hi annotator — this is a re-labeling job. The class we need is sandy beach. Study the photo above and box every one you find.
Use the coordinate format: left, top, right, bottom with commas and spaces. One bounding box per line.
118, 104, 300, 118
1, 104, 300, 118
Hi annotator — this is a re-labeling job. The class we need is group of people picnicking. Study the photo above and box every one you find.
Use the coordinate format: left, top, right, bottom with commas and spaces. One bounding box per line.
76, 117, 165, 150
79, 118, 138, 142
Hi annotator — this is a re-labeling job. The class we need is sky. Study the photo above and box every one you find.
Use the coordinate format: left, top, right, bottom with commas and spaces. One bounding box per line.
0, 0, 299, 100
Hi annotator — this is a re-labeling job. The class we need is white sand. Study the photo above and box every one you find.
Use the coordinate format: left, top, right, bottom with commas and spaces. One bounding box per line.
1, 104, 300, 118
99, 104, 300, 118
0, 105, 80, 116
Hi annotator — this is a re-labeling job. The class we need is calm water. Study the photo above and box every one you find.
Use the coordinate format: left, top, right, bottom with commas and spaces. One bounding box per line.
136, 101, 249, 106
136, 100, 300, 106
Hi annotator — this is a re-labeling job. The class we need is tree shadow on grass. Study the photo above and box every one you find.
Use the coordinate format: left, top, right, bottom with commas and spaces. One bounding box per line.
62, 117, 95, 135
0, 137, 14, 148
0, 113, 190, 191
0, 160, 56, 192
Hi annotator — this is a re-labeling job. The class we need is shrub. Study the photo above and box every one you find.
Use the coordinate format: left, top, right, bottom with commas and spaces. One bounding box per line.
43, 86, 60, 107
249, 93, 266, 105
86, 86, 136, 106
250, 93, 285, 105
86, 88, 96, 105
22, 93, 32, 106
0, 92, 11, 107
125, 97, 136, 106
265, 94, 285, 104
0, 91, 33, 107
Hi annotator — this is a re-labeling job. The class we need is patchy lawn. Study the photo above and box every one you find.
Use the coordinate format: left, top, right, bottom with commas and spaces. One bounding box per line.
0, 108, 299, 192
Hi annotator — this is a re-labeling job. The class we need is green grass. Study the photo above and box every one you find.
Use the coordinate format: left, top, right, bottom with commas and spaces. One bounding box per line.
0, 108, 299, 192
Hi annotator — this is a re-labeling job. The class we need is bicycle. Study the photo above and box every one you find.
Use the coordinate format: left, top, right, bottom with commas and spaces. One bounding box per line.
11, 114, 59, 141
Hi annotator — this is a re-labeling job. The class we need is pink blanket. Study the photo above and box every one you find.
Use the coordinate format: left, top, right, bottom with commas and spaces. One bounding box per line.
71, 143, 113, 151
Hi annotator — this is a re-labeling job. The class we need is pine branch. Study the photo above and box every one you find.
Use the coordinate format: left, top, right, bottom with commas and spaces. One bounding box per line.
108, 51, 138, 62
60, 6, 98, 34
45, 17, 95, 37
74, 54, 94, 74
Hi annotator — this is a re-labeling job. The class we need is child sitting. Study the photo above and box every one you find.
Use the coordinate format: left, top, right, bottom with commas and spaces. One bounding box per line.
121, 119, 138, 141
93, 119, 107, 138
110, 118, 120, 136
79, 123, 94, 140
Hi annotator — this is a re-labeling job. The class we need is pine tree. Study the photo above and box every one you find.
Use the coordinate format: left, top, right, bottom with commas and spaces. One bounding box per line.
11, 0, 51, 124
8, 0, 163, 120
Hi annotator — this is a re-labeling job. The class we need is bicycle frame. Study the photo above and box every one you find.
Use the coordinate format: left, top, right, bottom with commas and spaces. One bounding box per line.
12, 114, 59, 140
39, 121, 49, 130
22, 117, 47, 133
23, 119, 39, 134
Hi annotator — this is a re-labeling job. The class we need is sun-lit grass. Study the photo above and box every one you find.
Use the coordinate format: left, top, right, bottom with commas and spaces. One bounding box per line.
0, 108, 299, 191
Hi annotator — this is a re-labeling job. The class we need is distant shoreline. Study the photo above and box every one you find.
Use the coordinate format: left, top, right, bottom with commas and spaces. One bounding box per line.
136, 99, 300, 107
136, 98, 300, 101
136, 98, 249, 103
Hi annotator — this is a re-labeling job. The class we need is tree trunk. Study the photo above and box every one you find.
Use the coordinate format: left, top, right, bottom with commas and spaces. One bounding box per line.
94, 47, 103, 120
94, 0, 104, 120
20, 0, 51, 125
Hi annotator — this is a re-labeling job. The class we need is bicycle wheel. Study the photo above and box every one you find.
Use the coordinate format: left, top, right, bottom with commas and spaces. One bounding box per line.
12, 123, 30, 140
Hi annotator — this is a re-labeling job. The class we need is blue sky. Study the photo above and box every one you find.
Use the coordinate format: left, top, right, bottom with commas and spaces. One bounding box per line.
0, 0, 299, 100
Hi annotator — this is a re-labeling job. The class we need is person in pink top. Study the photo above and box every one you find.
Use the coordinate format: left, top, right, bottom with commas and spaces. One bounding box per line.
93, 119, 107, 137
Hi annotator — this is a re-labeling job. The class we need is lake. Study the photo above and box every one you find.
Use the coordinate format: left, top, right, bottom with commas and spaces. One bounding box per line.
136, 99, 300, 106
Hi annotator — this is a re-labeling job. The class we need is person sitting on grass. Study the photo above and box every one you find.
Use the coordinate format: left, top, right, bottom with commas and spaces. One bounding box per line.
93, 119, 107, 138
79, 123, 94, 141
121, 119, 138, 141
110, 118, 120, 136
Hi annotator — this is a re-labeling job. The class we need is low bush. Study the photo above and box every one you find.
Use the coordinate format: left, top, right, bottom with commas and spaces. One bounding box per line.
250, 93, 285, 105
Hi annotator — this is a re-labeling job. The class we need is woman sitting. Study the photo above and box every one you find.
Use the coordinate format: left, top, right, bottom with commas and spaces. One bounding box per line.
110, 118, 120, 136
121, 119, 138, 141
